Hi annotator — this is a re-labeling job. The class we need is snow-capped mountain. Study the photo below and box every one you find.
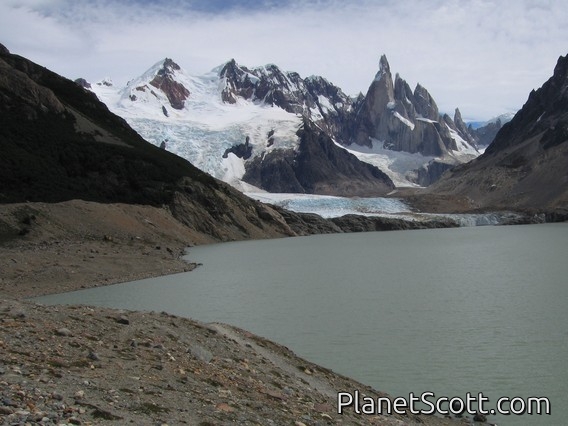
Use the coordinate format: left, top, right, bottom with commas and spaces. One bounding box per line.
91, 59, 302, 192
468, 112, 516, 129
352, 56, 477, 155
218, 59, 357, 144
88, 55, 480, 192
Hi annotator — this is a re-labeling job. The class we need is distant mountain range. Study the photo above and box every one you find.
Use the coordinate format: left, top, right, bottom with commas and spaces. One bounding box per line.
3, 40, 564, 216
2, 42, 460, 241
0, 42, 310, 241
87, 54, 483, 192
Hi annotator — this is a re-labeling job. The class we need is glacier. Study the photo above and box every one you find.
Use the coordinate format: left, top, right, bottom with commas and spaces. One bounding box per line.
247, 192, 411, 218
246, 192, 527, 227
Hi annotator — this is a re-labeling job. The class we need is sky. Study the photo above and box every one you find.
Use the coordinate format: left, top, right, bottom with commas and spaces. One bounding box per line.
0, 0, 566, 121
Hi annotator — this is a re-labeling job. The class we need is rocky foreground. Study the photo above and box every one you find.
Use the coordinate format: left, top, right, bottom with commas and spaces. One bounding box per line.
0, 200, 477, 426
0, 298, 471, 426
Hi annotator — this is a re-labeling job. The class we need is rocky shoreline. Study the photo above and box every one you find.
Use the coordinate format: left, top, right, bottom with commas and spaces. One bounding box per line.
1, 298, 472, 426
0, 200, 495, 425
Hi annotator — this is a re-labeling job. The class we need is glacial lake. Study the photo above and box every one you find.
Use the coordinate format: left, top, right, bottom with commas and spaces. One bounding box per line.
35, 223, 568, 425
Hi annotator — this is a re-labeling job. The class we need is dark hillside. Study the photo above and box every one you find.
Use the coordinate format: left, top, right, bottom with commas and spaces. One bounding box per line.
428, 54, 568, 211
0, 44, 216, 204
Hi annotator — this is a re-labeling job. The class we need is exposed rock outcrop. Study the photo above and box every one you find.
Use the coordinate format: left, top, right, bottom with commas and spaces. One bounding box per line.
222, 136, 253, 160
74, 77, 92, 90
243, 120, 395, 196
468, 114, 515, 147
149, 58, 190, 110
469, 119, 503, 146
0, 54, 65, 119
453, 108, 477, 146
415, 159, 460, 187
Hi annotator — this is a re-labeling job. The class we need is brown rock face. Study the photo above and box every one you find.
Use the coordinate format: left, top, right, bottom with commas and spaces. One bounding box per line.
149, 58, 190, 110
219, 59, 256, 103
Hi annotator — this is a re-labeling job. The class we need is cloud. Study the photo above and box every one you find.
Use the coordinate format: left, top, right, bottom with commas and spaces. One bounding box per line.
1, 0, 566, 120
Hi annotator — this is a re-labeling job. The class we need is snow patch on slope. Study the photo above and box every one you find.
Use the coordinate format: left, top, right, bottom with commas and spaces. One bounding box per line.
341, 139, 435, 187
317, 95, 334, 112
446, 128, 479, 164
394, 112, 415, 130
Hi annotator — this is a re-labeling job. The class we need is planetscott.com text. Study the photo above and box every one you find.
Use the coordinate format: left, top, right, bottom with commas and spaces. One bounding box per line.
337, 391, 551, 417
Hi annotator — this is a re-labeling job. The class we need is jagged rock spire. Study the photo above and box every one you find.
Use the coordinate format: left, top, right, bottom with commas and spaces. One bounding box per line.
374, 54, 391, 82
453, 107, 477, 146
413, 83, 439, 120
352, 53, 477, 159
486, 53, 568, 155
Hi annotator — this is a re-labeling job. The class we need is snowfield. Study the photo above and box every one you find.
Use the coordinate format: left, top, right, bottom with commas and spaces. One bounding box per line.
342, 140, 436, 188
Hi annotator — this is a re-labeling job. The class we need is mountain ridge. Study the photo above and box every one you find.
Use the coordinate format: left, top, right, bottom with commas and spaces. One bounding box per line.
243, 119, 395, 196
88, 54, 480, 191
1, 42, 458, 246
0, 43, 320, 243
427, 54, 568, 211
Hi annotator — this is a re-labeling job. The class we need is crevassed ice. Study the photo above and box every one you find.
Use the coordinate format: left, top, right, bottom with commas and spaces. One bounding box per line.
247, 193, 412, 218
247, 192, 529, 227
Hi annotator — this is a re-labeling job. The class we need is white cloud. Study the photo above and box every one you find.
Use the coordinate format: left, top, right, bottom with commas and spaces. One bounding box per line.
1, 0, 566, 121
